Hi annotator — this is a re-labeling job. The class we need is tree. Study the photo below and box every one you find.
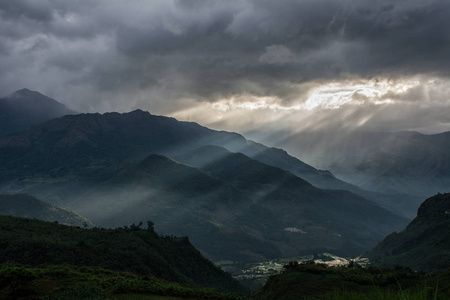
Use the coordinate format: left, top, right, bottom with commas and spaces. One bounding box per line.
147, 221, 155, 232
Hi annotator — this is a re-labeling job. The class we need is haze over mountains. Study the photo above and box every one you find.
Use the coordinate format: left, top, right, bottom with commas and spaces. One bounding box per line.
0, 89, 413, 263
1, 88, 450, 298
250, 129, 450, 213
254, 130, 450, 195
2, 1, 450, 297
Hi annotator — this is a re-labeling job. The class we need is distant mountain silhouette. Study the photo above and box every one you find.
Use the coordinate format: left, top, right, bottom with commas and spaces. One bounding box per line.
0, 88, 75, 136
365, 193, 450, 272
259, 130, 449, 216
271, 130, 450, 197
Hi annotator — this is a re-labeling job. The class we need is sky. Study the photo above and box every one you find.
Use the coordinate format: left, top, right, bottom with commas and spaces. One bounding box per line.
1, 0, 450, 136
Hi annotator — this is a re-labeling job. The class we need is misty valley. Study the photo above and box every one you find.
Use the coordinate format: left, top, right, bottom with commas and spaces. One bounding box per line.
1, 89, 450, 299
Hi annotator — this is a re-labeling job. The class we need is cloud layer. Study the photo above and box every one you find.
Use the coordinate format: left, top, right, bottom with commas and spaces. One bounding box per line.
1, 0, 450, 133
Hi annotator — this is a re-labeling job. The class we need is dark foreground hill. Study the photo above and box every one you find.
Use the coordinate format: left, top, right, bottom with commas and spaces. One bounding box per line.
0, 264, 249, 300
252, 262, 450, 300
365, 193, 450, 272
0, 193, 93, 227
0, 215, 246, 294
0, 88, 75, 136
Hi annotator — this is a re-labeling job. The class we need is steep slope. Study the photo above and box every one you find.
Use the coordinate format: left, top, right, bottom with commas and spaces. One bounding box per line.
74, 151, 408, 262
0, 88, 75, 136
0, 215, 246, 293
0, 193, 93, 227
365, 193, 450, 272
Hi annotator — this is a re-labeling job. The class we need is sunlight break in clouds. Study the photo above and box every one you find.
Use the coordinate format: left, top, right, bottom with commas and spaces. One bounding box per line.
171, 76, 449, 134
303, 79, 420, 110
1, 0, 450, 135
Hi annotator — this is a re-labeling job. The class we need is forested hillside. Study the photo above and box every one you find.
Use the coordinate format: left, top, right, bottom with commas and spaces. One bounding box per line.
0, 216, 246, 294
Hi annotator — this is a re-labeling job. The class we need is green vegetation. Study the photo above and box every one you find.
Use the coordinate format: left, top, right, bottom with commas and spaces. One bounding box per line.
253, 262, 450, 300
0, 215, 247, 294
0, 264, 249, 300
0, 193, 93, 227
365, 193, 450, 272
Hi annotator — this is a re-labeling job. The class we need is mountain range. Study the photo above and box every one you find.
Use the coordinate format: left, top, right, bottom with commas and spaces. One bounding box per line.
0, 89, 411, 262
73, 151, 407, 261
0, 89, 420, 219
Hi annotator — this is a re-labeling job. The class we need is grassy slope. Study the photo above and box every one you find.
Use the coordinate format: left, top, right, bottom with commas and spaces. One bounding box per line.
252, 263, 450, 300
0, 215, 246, 294
0, 264, 249, 300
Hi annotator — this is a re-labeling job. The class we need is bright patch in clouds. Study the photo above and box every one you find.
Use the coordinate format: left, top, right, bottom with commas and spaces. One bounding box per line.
304, 79, 421, 110
212, 95, 286, 112
171, 76, 450, 134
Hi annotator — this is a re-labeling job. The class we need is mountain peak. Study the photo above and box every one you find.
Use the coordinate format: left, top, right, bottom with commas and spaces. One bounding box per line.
0, 89, 76, 136
416, 193, 450, 220
7, 88, 48, 100
4, 88, 67, 108
127, 109, 151, 116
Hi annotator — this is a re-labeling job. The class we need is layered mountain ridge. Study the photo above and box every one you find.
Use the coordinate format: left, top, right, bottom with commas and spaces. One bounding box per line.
0, 89, 410, 262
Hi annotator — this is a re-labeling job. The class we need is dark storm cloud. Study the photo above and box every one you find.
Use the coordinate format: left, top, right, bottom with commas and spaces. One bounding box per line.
0, 0, 449, 115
